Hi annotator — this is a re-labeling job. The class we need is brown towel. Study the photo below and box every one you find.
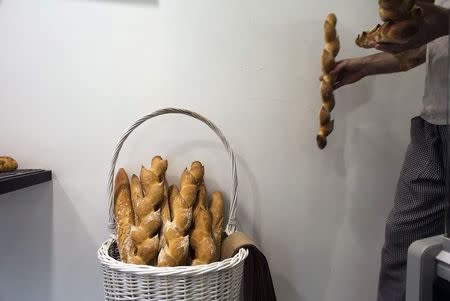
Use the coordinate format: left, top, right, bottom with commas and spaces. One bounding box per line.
222, 232, 277, 301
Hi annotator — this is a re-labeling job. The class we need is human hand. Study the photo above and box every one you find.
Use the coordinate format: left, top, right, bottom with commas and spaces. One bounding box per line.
375, 1, 449, 54
320, 57, 368, 90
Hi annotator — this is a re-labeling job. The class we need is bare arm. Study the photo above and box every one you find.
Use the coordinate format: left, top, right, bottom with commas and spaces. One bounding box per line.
330, 49, 425, 90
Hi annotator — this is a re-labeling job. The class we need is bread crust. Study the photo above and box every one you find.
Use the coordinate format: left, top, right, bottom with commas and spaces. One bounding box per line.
317, 13, 340, 149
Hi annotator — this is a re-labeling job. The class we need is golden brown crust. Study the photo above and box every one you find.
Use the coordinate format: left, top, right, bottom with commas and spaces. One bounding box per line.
321, 50, 336, 74
139, 156, 168, 209
317, 13, 339, 149
356, 0, 434, 49
114, 168, 136, 263
356, 18, 421, 48
157, 162, 205, 267
130, 175, 143, 224
190, 184, 216, 265
324, 15, 337, 43
0, 156, 18, 172
209, 191, 224, 261
158, 183, 171, 252
128, 156, 167, 265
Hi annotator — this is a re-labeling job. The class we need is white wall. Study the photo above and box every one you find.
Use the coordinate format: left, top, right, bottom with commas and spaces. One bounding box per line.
0, 1, 425, 300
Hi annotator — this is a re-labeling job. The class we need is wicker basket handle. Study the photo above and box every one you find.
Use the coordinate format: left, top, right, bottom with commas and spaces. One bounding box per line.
107, 108, 238, 236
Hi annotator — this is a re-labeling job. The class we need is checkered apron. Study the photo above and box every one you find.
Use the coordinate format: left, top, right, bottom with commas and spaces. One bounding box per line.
378, 116, 449, 301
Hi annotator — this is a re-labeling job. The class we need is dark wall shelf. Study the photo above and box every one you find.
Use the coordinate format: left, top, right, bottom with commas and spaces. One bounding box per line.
0, 169, 52, 195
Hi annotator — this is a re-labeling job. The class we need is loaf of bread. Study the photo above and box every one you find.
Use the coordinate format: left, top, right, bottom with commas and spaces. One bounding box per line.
0, 156, 18, 172
128, 156, 167, 265
157, 161, 205, 267
114, 168, 136, 263
317, 13, 340, 150
130, 175, 142, 224
158, 183, 171, 252
209, 191, 224, 261
190, 184, 216, 265
356, 0, 434, 48
356, 18, 421, 48
157, 185, 189, 266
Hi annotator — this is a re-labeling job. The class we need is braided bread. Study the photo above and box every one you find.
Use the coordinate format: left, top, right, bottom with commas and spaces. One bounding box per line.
190, 184, 216, 265
317, 13, 340, 150
157, 161, 205, 267
356, 0, 434, 48
128, 156, 167, 265
0, 156, 18, 172
114, 168, 136, 263
158, 183, 171, 252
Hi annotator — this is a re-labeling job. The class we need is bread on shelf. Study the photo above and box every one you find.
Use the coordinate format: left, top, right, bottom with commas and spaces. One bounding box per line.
0, 156, 18, 172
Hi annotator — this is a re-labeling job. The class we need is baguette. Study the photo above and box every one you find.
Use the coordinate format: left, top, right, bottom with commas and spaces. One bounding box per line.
190, 184, 216, 265
158, 184, 171, 252
158, 161, 205, 267
128, 156, 167, 265
114, 168, 136, 263
209, 191, 224, 261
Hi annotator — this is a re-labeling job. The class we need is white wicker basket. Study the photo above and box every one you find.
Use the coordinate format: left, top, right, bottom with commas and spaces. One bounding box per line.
98, 108, 249, 301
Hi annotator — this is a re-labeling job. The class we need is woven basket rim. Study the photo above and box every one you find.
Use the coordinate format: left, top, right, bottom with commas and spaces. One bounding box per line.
98, 238, 248, 276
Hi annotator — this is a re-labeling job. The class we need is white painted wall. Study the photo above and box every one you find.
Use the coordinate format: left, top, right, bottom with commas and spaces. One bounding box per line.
0, 1, 426, 300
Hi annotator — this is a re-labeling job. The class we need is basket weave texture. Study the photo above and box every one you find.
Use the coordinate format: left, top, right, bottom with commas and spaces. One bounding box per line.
97, 108, 248, 301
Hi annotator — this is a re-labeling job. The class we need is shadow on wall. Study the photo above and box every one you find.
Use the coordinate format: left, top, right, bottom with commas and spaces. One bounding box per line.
0, 178, 103, 301
0, 182, 53, 301
51, 177, 103, 301
273, 272, 304, 301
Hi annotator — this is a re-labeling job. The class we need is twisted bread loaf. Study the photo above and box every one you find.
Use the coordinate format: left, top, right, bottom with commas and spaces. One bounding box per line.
209, 191, 224, 261
128, 156, 167, 265
356, 0, 434, 48
317, 13, 340, 150
0, 156, 18, 172
158, 182, 171, 252
190, 184, 216, 265
356, 17, 422, 48
114, 168, 136, 263
157, 161, 205, 267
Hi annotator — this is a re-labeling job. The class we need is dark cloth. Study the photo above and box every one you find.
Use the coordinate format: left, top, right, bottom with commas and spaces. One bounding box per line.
377, 116, 449, 301
243, 245, 277, 301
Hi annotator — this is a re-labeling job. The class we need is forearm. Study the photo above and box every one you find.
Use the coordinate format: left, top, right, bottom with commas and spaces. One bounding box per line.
361, 52, 402, 77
